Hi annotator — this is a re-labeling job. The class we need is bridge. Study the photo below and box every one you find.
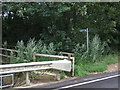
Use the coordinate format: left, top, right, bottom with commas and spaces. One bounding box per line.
0, 48, 75, 89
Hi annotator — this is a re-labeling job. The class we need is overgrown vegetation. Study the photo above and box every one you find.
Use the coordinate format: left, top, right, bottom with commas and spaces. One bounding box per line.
1, 2, 120, 86
7, 39, 57, 64
2, 35, 119, 77
73, 35, 118, 76
2, 2, 120, 51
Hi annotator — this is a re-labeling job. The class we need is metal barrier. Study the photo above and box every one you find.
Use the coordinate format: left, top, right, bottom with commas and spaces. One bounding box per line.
0, 59, 71, 86
0, 48, 75, 88
33, 53, 75, 76
0, 74, 14, 89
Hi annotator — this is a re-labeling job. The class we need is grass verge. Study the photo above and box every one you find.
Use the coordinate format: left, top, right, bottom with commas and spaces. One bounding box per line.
74, 54, 118, 77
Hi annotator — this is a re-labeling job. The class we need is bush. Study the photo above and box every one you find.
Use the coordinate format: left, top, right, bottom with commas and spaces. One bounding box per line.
73, 35, 110, 63
88, 35, 110, 62
12, 39, 56, 63
73, 35, 114, 76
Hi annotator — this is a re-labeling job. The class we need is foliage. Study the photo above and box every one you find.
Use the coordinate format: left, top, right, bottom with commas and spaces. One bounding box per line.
10, 39, 56, 63
88, 35, 110, 62
60, 71, 66, 79
2, 41, 8, 48
15, 40, 26, 63
84, 62, 107, 72
25, 39, 37, 62
74, 54, 118, 76
74, 64, 88, 76
73, 35, 117, 76
1, 2, 120, 79
73, 35, 110, 63
102, 54, 118, 65
2, 2, 120, 51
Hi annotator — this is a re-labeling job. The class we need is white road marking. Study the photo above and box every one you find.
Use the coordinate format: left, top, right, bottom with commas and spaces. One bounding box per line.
58, 74, 120, 89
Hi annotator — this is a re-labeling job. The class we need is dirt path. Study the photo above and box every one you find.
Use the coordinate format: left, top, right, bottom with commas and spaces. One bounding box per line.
104, 61, 120, 73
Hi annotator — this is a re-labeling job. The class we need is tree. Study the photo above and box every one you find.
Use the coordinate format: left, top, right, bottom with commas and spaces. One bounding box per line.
2, 2, 120, 51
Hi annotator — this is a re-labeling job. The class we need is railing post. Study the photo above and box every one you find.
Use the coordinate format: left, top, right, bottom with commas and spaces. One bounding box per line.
72, 57, 75, 77
10, 51, 13, 63
68, 54, 71, 60
55, 71, 60, 81
0, 75, 2, 89
33, 54, 36, 62
26, 72, 30, 86
67, 54, 74, 77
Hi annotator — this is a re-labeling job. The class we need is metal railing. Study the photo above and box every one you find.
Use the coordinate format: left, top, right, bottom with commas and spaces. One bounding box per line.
0, 74, 14, 89
0, 47, 75, 88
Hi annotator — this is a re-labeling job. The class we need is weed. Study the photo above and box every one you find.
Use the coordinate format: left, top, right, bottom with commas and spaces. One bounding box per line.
60, 71, 65, 79
74, 64, 88, 76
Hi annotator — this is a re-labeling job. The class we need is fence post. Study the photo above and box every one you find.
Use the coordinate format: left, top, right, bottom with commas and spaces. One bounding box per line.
0, 75, 2, 89
33, 54, 36, 62
67, 54, 74, 77
10, 51, 13, 63
55, 71, 60, 81
26, 72, 30, 86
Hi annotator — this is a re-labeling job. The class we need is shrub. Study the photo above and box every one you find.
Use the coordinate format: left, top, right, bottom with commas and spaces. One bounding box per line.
73, 35, 110, 63
13, 39, 56, 63
25, 39, 38, 62
12, 40, 26, 63
89, 35, 110, 62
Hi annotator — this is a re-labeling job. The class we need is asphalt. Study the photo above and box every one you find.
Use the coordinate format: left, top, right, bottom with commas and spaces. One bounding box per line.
72, 76, 119, 88
18, 71, 120, 90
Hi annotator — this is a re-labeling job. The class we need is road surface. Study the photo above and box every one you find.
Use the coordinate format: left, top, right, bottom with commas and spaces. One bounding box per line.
58, 75, 119, 89
19, 71, 120, 90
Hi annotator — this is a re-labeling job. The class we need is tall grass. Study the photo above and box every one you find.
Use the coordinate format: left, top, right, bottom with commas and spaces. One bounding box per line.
73, 35, 114, 76
73, 35, 110, 63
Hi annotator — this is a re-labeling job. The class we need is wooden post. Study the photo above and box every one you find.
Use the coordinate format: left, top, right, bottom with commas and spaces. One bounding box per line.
10, 51, 13, 63
68, 54, 71, 60
33, 54, 36, 62
26, 72, 30, 86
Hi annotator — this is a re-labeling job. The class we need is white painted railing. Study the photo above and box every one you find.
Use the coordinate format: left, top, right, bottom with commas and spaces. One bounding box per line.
0, 59, 71, 86
0, 48, 75, 88
0, 59, 72, 74
0, 74, 14, 89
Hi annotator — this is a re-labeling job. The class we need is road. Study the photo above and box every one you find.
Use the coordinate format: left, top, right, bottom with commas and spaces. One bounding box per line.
20, 71, 120, 90
59, 76, 119, 89
74, 76, 119, 88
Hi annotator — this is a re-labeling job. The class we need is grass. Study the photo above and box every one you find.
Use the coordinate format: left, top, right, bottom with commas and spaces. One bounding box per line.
84, 62, 107, 72
60, 71, 66, 79
74, 65, 89, 76
102, 54, 118, 65
74, 54, 118, 77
